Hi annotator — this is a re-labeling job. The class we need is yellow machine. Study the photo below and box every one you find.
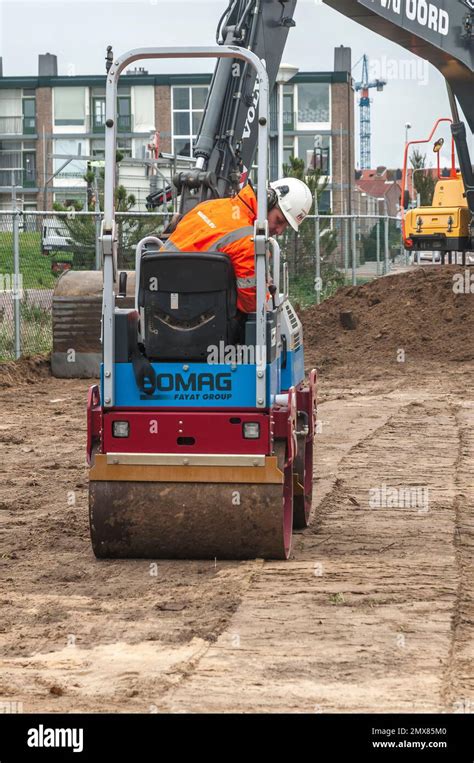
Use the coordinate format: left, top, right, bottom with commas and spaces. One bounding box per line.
402, 121, 472, 263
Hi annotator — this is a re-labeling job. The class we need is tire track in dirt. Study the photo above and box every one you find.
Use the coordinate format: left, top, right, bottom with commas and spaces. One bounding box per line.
155, 390, 461, 712
440, 403, 474, 713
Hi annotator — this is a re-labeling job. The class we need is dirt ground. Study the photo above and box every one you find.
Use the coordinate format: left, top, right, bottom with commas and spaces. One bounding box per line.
0, 267, 473, 712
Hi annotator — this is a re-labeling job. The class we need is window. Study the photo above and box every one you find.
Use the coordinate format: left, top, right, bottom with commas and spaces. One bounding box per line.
91, 91, 132, 133
53, 139, 86, 177
283, 138, 295, 168
90, 138, 130, 161
117, 96, 131, 132
23, 151, 36, 187
318, 190, 331, 213
283, 85, 295, 131
117, 138, 132, 158
0, 141, 36, 187
22, 96, 36, 134
91, 139, 105, 158
92, 98, 106, 132
54, 87, 86, 126
297, 83, 329, 124
0, 90, 22, 134
172, 86, 208, 157
0, 142, 21, 186
298, 134, 330, 175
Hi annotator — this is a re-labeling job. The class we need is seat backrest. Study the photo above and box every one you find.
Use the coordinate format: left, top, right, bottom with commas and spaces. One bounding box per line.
138, 251, 239, 361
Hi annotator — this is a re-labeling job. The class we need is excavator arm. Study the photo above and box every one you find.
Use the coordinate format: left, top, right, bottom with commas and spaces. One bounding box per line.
323, 0, 474, 216
148, 0, 297, 214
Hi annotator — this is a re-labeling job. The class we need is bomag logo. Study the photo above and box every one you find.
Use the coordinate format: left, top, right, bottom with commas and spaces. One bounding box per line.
142, 372, 233, 401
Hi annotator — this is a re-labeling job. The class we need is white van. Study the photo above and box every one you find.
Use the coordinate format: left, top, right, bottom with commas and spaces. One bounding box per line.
41, 220, 76, 255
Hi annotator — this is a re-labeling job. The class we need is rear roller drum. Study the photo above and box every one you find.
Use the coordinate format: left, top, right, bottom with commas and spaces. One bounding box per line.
89, 441, 294, 560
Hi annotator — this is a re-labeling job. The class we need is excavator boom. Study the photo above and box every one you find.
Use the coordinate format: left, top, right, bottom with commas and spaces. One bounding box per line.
323, 0, 474, 130
324, 0, 474, 218
173, 0, 297, 213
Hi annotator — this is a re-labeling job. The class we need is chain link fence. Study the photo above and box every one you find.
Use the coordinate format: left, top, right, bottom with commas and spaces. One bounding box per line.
0, 209, 407, 360
282, 213, 406, 307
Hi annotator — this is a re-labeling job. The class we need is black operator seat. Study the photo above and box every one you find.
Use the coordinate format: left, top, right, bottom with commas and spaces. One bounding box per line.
137, 251, 243, 361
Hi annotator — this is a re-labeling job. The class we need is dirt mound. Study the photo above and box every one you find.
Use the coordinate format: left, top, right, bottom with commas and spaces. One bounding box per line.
0, 354, 51, 388
301, 266, 474, 371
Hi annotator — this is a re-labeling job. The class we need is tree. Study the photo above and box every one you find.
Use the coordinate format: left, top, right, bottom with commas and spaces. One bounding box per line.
361, 219, 400, 262
410, 149, 436, 206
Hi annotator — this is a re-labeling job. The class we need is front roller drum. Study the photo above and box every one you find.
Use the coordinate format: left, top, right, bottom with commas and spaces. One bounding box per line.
89, 444, 293, 560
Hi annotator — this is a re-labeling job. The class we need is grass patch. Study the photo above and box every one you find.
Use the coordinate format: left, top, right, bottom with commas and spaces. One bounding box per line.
0, 231, 58, 289
289, 270, 346, 309
329, 593, 346, 606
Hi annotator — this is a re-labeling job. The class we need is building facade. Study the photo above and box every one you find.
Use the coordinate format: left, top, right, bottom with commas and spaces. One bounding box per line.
269, 55, 355, 216
0, 49, 354, 214
355, 167, 402, 218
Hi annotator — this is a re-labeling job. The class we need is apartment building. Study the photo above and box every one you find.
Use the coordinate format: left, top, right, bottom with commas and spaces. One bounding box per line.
0, 48, 355, 213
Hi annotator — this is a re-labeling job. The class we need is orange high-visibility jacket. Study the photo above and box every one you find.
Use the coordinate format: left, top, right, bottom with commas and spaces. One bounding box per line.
161, 184, 257, 313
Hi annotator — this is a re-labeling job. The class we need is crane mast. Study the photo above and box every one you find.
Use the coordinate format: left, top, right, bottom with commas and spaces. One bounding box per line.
354, 54, 386, 171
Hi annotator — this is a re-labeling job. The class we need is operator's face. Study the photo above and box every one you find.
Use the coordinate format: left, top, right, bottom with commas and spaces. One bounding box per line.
268, 207, 289, 237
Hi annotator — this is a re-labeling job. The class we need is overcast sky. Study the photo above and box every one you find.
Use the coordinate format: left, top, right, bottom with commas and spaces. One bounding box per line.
0, 0, 468, 168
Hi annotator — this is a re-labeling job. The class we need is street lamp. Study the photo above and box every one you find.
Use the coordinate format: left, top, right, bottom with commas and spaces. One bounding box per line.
405, 122, 412, 145
277, 64, 298, 178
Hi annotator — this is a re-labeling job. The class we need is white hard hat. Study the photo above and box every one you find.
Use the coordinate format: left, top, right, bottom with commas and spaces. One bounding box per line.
269, 177, 313, 231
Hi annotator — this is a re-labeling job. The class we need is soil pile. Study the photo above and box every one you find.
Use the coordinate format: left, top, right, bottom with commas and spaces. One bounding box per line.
301, 266, 474, 370
0, 355, 51, 388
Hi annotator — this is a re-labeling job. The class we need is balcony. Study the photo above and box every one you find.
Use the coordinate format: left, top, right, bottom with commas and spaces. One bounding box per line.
92, 113, 133, 134
53, 113, 134, 135
0, 116, 36, 136
272, 109, 331, 134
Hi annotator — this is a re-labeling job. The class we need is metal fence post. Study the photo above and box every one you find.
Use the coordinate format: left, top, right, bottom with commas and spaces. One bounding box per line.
94, 171, 102, 270
351, 215, 357, 286
376, 217, 381, 277
384, 214, 390, 275
314, 195, 321, 305
12, 190, 21, 359
343, 217, 349, 283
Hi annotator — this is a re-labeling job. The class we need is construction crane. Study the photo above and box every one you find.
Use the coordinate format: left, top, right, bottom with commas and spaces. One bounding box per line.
354, 54, 386, 170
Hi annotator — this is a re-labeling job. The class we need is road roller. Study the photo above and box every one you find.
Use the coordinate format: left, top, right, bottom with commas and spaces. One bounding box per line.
87, 8, 316, 560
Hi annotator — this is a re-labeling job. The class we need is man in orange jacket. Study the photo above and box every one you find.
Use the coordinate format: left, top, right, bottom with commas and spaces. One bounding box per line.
161, 177, 312, 313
